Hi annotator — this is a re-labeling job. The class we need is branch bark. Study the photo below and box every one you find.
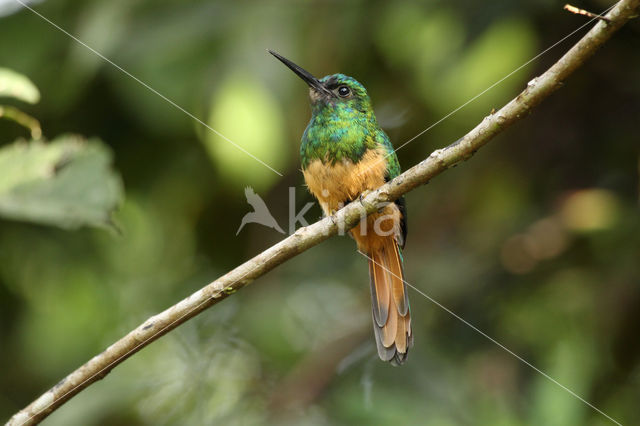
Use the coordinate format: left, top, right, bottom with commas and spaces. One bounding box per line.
8, 1, 639, 424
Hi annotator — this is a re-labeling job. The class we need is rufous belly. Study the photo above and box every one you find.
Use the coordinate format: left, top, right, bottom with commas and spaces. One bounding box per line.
302, 148, 401, 253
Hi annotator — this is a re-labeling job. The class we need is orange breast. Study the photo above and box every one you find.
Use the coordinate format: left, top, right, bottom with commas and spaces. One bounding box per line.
302, 148, 388, 214
302, 148, 402, 253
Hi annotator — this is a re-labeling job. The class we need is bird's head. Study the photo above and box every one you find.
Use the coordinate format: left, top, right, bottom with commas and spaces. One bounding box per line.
269, 50, 373, 116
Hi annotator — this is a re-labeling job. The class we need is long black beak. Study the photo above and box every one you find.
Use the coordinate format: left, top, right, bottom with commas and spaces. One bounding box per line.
268, 50, 335, 98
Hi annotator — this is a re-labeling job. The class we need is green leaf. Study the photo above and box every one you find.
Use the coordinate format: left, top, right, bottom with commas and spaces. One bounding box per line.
0, 135, 123, 230
0, 68, 41, 104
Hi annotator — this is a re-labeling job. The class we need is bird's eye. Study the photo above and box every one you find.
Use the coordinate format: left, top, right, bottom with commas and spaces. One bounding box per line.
337, 86, 351, 97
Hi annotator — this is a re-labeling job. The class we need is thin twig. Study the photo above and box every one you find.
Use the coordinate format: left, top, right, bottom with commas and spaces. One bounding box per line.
565, 4, 612, 22
7, 0, 639, 424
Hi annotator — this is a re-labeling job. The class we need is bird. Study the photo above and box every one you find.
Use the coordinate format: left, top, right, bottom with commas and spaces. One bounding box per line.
236, 186, 285, 235
269, 50, 412, 364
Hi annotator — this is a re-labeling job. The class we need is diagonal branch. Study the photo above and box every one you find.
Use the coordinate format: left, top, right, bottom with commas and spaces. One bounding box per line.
7, 1, 639, 425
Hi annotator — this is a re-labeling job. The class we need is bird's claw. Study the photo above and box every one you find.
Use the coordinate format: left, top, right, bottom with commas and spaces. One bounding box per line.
359, 189, 373, 203
328, 212, 338, 225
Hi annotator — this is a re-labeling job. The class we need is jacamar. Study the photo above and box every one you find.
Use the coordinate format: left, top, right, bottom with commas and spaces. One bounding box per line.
270, 50, 413, 364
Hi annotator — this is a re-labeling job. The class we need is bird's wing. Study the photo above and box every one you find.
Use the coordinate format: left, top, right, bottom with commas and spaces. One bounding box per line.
377, 129, 407, 247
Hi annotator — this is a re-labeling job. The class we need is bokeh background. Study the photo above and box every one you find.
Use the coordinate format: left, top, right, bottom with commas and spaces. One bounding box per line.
1, 0, 639, 424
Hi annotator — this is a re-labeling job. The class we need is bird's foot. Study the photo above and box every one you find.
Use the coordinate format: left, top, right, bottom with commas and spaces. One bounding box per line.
328, 212, 338, 225
359, 189, 373, 203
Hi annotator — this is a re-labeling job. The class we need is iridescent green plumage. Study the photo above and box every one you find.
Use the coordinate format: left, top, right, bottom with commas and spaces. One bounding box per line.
300, 74, 401, 181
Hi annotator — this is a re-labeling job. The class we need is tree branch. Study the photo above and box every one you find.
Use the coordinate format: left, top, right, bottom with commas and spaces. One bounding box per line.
8, 1, 639, 424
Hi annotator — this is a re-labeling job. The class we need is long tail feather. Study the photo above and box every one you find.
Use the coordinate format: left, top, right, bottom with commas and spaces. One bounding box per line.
368, 237, 412, 365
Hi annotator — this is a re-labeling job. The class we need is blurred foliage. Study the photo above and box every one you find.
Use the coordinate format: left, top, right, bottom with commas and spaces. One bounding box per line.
0, 0, 639, 425
0, 67, 41, 138
0, 136, 122, 230
0, 67, 40, 104
0, 66, 122, 230
206, 73, 287, 190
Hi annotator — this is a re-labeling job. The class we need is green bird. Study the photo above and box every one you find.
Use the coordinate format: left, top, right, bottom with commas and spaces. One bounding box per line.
270, 50, 413, 364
